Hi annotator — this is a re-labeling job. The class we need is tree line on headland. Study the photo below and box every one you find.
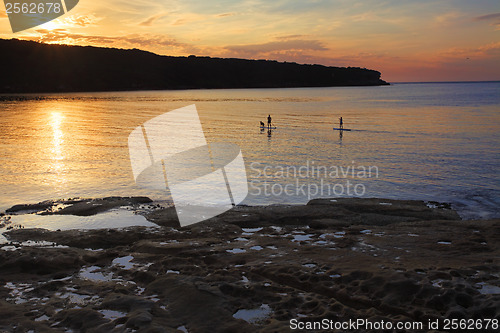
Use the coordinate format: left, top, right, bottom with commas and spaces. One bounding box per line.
0, 39, 388, 93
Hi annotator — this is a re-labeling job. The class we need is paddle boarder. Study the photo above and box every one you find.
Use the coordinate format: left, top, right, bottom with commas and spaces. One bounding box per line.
267, 114, 272, 129
339, 117, 343, 129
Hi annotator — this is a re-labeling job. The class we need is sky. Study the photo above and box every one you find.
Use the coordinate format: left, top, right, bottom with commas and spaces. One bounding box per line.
1, 0, 499, 82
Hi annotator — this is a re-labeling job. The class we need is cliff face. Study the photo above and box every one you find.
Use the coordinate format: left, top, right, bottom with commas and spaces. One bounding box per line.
0, 39, 388, 93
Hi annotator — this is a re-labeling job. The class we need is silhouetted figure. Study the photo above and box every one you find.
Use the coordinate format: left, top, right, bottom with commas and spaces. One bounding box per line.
260, 121, 265, 127
339, 117, 343, 129
267, 115, 272, 129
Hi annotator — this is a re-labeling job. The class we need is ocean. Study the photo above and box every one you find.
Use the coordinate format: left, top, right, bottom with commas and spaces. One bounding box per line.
0, 82, 498, 220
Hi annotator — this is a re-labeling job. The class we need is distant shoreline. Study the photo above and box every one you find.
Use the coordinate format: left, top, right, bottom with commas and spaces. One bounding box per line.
0, 39, 389, 94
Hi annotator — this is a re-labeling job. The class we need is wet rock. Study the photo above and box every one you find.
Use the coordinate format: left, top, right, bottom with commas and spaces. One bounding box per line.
0, 198, 498, 332
57, 309, 108, 331
102, 295, 156, 312
126, 311, 153, 328
6, 196, 152, 216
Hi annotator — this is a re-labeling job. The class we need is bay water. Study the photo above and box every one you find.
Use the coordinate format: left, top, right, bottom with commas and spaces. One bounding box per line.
0, 82, 498, 220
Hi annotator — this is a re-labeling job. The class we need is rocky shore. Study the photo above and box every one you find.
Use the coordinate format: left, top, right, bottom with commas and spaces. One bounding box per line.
0, 197, 498, 332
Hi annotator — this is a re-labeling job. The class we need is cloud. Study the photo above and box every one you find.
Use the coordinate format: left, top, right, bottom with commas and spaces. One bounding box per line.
438, 41, 500, 61
37, 14, 102, 29
30, 30, 118, 45
217, 13, 235, 17
171, 13, 206, 26
434, 11, 463, 25
66, 15, 101, 27
122, 34, 190, 50
22, 30, 198, 54
474, 12, 500, 29
274, 34, 310, 40
139, 13, 166, 27
222, 39, 328, 59
474, 13, 500, 21
476, 41, 500, 58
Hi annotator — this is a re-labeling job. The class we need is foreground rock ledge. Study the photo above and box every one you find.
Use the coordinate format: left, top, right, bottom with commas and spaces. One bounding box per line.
0, 198, 498, 332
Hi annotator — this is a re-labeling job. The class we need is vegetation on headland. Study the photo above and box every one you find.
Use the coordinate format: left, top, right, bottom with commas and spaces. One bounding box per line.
0, 39, 388, 93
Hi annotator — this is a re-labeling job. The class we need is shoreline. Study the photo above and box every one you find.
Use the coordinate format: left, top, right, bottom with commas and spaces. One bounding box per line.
0, 197, 499, 331
0, 196, 464, 233
0, 83, 391, 97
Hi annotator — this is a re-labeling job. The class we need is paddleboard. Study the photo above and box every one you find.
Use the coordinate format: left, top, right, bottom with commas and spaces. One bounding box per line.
261, 126, 277, 129
333, 128, 351, 131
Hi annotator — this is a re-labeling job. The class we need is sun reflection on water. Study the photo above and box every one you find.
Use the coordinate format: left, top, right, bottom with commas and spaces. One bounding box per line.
46, 110, 68, 193
50, 111, 64, 161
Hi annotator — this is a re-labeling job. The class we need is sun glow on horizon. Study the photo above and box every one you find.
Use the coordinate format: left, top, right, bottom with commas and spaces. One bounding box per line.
39, 20, 60, 31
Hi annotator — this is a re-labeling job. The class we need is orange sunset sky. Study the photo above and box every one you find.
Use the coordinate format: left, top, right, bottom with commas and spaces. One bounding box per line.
1, 0, 499, 82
